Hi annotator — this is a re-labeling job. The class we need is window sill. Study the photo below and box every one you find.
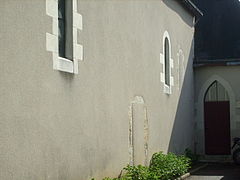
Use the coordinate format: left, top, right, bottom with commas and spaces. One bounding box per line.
164, 84, 171, 95
54, 57, 77, 74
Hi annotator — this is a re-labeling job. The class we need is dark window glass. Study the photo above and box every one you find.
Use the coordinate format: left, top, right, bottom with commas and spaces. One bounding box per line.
164, 38, 170, 86
58, 0, 66, 58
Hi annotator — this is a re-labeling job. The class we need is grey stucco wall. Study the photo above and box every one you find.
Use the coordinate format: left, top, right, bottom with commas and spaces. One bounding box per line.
194, 66, 240, 155
0, 0, 195, 179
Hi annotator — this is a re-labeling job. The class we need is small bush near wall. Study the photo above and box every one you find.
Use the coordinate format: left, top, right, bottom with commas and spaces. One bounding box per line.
149, 152, 190, 180
123, 165, 159, 180
92, 152, 191, 180
184, 148, 199, 165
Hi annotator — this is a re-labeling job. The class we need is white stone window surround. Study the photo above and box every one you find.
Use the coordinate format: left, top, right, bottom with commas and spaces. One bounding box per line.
46, 0, 83, 74
160, 31, 174, 94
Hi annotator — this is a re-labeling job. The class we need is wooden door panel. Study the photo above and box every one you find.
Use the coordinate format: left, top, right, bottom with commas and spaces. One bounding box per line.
204, 101, 231, 155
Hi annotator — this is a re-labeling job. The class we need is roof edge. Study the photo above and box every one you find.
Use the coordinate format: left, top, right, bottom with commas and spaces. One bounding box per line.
194, 58, 240, 67
178, 0, 203, 18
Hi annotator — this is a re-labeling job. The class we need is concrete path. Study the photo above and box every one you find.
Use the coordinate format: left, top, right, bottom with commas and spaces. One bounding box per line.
187, 163, 240, 180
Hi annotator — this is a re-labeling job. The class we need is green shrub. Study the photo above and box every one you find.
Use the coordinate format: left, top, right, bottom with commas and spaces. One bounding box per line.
93, 151, 191, 180
149, 152, 190, 180
123, 165, 159, 180
184, 148, 199, 165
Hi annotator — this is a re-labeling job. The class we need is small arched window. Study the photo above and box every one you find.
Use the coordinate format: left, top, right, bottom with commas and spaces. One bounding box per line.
160, 31, 172, 94
164, 38, 170, 86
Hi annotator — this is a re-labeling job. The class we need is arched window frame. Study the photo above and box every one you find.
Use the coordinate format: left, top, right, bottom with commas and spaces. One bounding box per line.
160, 31, 173, 94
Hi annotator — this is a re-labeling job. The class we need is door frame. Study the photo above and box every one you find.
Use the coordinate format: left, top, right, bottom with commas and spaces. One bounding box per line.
195, 75, 235, 155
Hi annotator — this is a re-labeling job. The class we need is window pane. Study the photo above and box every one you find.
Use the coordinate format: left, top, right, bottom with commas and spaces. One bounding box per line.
165, 38, 170, 86
58, 0, 65, 58
64, 0, 73, 60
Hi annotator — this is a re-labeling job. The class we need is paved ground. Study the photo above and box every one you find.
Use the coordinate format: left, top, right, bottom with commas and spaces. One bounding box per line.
187, 163, 240, 180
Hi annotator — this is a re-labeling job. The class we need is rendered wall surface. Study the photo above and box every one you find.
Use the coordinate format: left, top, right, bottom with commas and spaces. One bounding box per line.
194, 66, 240, 155
0, 0, 194, 179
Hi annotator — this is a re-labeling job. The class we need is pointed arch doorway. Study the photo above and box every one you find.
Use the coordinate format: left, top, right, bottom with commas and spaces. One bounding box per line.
204, 81, 231, 155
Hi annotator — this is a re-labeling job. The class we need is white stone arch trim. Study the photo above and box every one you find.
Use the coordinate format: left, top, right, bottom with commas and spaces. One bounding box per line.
160, 31, 174, 94
46, 0, 83, 74
195, 75, 236, 154
128, 96, 149, 166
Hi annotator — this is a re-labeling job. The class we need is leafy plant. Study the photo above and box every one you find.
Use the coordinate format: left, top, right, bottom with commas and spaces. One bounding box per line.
92, 151, 191, 180
184, 148, 199, 165
123, 165, 159, 180
149, 152, 190, 180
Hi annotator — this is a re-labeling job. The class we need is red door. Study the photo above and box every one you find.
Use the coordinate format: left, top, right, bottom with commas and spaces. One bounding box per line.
204, 101, 231, 155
